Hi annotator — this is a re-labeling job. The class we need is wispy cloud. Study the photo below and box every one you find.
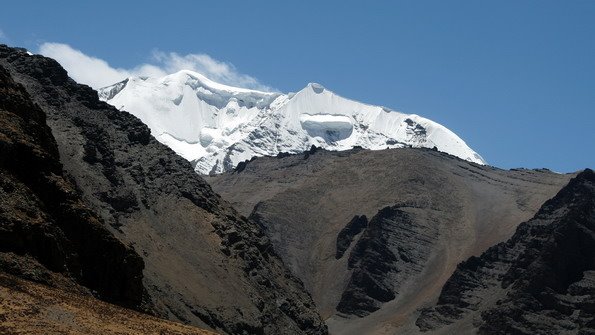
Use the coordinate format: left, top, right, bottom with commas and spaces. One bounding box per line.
151, 51, 271, 91
0, 29, 7, 42
38, 42, 273, 91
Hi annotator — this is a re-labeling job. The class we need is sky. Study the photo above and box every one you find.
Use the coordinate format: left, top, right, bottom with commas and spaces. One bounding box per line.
0, 1, 593, 172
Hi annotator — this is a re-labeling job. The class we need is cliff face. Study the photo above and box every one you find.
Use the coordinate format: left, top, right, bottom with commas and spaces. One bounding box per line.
0, 64, 145, 308
417, 169, 595, 334
0, 45, 326, 335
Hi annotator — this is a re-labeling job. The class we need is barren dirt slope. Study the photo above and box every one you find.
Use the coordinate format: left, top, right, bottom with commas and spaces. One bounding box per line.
0, 273, 218, 335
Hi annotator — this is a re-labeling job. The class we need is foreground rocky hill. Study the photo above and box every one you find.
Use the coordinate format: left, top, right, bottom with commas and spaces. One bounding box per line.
417, 169, 595, 334
0, 64, 144, 307
0, 44, 326, 335
0, 57, 213, 335
206, 147, 574, 334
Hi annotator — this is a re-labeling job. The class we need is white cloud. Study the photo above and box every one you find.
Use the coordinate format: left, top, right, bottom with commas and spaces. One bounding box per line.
39, 43, 143, 89
151, 51, 271, 90
0, 29, 7, 41
38, 42, 273, 91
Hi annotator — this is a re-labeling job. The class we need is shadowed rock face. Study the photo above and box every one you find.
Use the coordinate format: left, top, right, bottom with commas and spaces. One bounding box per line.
337, 206, 437, 317
417, 169, 595, 335
0, 64, 145, 308
206, 147, 575, 334
335, 215, 368, 260
0, 45, 327, 335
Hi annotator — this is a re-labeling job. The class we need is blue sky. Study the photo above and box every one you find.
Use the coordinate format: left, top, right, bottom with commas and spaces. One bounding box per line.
1, 1, 593, 172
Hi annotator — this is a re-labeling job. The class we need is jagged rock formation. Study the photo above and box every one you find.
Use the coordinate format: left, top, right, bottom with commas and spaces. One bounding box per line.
0, 64, 145, 308
417, 169, 595, 334
206, 147, 575, 334
0, 45, 326, 335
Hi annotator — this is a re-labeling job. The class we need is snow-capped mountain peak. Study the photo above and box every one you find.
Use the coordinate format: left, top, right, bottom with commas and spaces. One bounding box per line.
98, 71, 485, 174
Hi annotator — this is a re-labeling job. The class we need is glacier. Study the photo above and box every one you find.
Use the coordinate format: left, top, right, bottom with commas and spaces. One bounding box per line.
98, 70, 485, 174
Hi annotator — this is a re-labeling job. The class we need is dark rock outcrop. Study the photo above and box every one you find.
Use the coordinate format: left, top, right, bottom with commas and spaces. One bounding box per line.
417, 169, 595, 334
336, 206, 437, 316
335, 215, 368, 259
0, 45, 326, 335
0, 63, 145, 308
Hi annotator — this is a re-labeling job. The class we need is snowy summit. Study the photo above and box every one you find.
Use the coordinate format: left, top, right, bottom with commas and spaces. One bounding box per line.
98, 70, 485, 174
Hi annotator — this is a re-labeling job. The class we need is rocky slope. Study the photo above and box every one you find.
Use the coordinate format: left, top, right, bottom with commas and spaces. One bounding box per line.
0, 56, 213, 334
0, 63, 144, 308
98, 70, 485, 174
206, 147, 574, 334
417, 169, 595, 334
0, 44, 326, 335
